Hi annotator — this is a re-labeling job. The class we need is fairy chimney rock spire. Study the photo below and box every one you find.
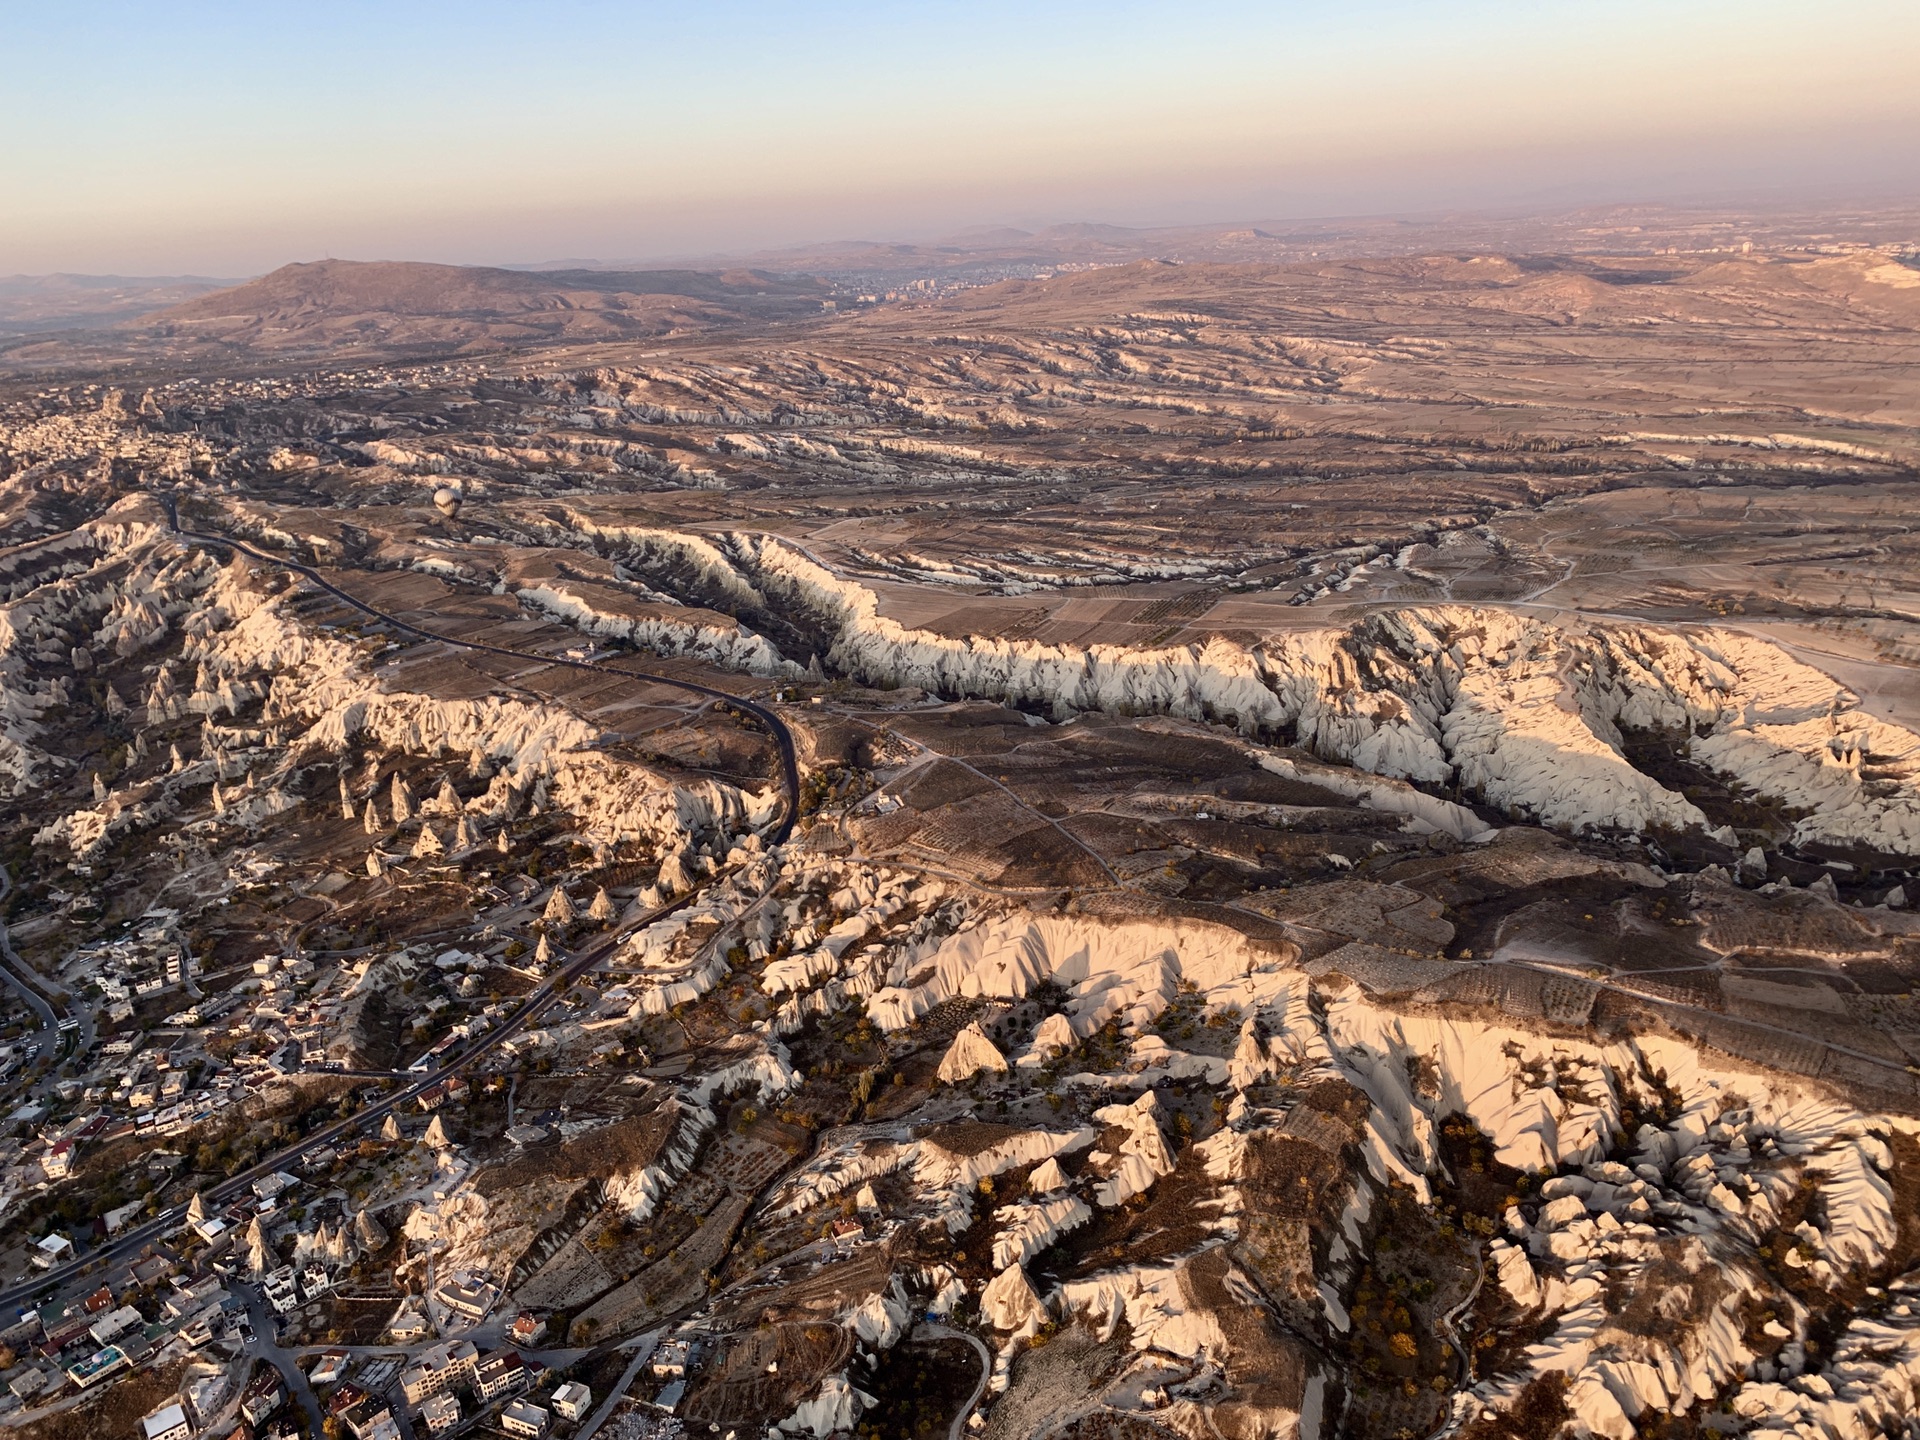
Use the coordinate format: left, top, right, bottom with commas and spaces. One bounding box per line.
353, 1209, 388, 1252
936, 1022, 1008, 1085
243, 1216, 274, 1275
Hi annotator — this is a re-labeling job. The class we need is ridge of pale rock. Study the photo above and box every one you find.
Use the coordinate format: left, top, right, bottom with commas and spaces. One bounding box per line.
564, 523, 1920, 853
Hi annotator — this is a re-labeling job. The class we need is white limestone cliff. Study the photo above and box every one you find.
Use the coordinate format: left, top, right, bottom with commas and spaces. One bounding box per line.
515, 579, 798, 678
558, 524, 1920, 854
991, 1194, 1092, 1270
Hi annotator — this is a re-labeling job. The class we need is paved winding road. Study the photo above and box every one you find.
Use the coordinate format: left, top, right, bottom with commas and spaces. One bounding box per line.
0, 510, 801, 1312
918, 1321, 993, 1440
0, 868, 58, 1034
165, 504, 799, 837
0, 866, 90, 1084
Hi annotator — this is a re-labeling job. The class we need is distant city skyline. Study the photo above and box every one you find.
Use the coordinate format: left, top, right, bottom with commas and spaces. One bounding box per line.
5, 0, 1918, 275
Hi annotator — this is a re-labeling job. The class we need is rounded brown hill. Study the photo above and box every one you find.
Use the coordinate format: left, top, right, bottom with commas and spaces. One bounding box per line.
140, 257, 830, 355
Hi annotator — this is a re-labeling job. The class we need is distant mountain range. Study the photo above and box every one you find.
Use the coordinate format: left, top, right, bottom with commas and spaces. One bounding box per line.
527, 201, 1920, 279
0, 259, 834, 369
5, 199, 1913, 372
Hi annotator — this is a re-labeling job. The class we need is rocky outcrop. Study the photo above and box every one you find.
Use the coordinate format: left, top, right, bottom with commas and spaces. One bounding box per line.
515, 578, 797, 677
980, 1262, 1046, 1334
567, 523, 1920, 854
868, 911, 1294, 1037
990, 1194, 1091, 1270
112, 531, 773, 861
776, 1373, 872, 1438
936, 1021, 1008, 1084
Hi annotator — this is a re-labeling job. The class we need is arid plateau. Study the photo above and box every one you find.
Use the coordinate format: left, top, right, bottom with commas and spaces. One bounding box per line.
1, 219, 1919, 1440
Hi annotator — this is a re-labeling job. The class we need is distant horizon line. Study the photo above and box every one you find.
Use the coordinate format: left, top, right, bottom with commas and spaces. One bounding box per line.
8, 189, 1919, 286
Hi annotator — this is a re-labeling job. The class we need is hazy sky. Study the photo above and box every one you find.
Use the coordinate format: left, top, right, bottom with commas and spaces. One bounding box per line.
6, 0, 1918, 275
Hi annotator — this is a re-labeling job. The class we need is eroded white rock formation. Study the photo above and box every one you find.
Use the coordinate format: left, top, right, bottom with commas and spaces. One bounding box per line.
559, 523, 1920, 854
936, 1021, 1008, 1084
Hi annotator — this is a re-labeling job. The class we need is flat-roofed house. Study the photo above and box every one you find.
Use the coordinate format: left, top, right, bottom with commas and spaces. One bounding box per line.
501, 1399, 549, 1437
142, 1402, 191, 1440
